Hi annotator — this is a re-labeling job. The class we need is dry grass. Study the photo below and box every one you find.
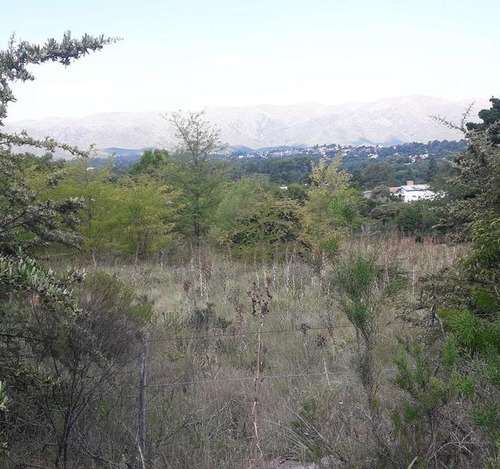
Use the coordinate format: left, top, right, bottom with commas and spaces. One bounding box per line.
51, 235, 467, 467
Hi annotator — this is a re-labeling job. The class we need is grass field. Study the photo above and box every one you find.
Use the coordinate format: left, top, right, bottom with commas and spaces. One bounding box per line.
63, 235, 467, 467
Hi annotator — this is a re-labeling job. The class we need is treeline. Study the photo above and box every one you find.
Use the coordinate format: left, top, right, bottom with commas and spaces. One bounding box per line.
35, 151, 460, 263
32, 131, 464, 261
227, 140, 464, 188
36, 146, 359, 261
87, 139, 465, 188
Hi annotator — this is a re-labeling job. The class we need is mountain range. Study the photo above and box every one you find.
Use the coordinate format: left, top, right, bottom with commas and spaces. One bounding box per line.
4, 96, 487, 153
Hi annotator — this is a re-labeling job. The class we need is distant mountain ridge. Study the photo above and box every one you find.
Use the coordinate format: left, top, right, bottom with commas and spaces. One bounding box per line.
5, 96, 487, 151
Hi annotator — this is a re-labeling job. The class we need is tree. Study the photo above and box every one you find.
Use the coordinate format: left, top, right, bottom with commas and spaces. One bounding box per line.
0, 31, 116, 261
0, 32, 115, 123
213, 177, 305, 258
130, 148, 170, 175
0, 151, 83, 256
1, 270, 152, 468
117, 175, 178, 260
466, 97, 500, 145
359, 161, 396, 188
0, 30, 116, 309
427, 157, 438, 182
445, 99, 500, 281
48, 164, 179, 261
277, 183, 308, 204
390, 98, 500, 468
391, 337, 478, 468
164, 111, 228, 245
0, 32, 148, 467
394, 201, 440, 236
302, 158, 361, 258
332, 253, 403, 403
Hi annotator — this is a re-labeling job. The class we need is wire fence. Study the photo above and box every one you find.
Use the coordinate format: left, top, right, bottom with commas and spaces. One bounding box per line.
147, 372, 332, 388
147, 320, 409, 343
142, 319, 412, 389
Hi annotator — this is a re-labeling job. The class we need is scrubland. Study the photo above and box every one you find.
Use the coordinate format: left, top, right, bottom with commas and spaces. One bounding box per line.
61, 235, 470, 468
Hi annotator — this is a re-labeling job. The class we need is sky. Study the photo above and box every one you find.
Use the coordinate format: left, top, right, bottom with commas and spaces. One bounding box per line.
2, 0, 499, 121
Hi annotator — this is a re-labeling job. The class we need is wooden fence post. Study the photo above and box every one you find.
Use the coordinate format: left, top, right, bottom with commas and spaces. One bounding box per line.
138, 331, 149, 469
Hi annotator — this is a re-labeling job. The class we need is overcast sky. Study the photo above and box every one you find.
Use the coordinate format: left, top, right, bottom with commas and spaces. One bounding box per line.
2, 0, 499, 121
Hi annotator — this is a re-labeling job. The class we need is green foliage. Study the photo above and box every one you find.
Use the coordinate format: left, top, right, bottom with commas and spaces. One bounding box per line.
47, 164, 179, 259
316, 232, 342, 260
466, 97, 500, 145
212, 177, 265, 237
0, 381, 7, 412
309, 157, 351, 191
394, 201, 440, 236
370, 185, 391, 200
436, 308, 463, 327
130, 148, 170, 175
0, 254, 83, 310
290, 398, 327, 461
276, 183, 308, 204
333, 253, 389, 347
367, 197, 442, 237
116, 176, 178, 259
0, 32, 116, 123
444, 100, 500, 248
303, 158, 361, 255
358, 161, 397, 188
213, 178, 306, 258
368, 200, 404, 225
226, 197, 305, 257
189, 302, 231, 332
0, 30, 116, 283
392, 338, 466, 466
333, 251, 404, 400
447, 310, 500, 420
231, 141, 463, 190
0, 153, 84, 255
333, 253, 404, 331
43, 162, 117, 253
77, 271, 153, 322
432, 103, 500, 450
397, 285, 499, 458
473, 402, 500, 443
234, 154, 313, 185
0, 33, 116, 339
164, 111, 228, 245
466, 214, 500, 277
2, 29, 499, 468
0, 33, 156, 467
471, 286, 500, 316
1, 268, 150, 466
342, 140, 465, 188
448, 310, 499, 357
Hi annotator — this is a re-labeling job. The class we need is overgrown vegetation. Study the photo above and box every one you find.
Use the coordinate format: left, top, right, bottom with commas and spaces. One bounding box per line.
1, 32, 498, 468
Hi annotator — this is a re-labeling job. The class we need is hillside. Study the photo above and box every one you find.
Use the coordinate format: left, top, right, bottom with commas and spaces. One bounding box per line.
4, 96, 487, 151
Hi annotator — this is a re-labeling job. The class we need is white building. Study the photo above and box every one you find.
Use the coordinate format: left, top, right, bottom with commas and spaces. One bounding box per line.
395, 180, 437, 203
